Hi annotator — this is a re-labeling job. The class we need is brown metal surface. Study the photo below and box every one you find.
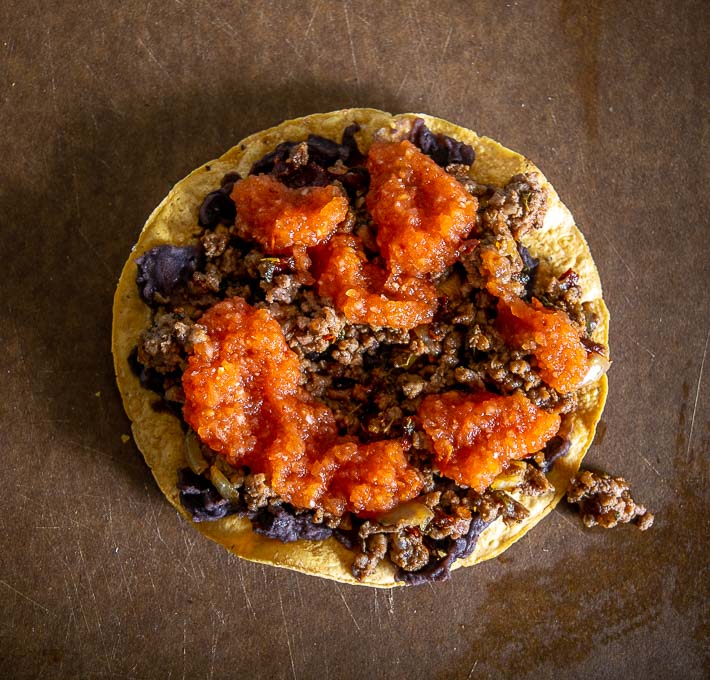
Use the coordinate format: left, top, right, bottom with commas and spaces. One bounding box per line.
1, 1, 707, 678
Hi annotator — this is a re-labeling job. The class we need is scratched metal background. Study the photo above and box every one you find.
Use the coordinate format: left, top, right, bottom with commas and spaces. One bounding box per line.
0, 1, 708, 678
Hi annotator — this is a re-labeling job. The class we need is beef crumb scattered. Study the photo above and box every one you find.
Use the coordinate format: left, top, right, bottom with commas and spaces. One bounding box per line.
566, 470, 654, 530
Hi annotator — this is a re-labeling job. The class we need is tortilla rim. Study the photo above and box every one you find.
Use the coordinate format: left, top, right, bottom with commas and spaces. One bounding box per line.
112, 108, 609, 587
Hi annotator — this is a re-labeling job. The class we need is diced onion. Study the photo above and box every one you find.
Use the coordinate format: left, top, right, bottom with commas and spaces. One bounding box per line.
184, 429, 208, 474
377, 501, 434, 528
209, 465, 242, 503
490, 460, 527, 491
580, 352, 612, 388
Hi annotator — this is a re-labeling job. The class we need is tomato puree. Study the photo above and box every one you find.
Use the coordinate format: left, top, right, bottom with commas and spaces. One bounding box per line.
312, 234, 436, 329
418, 391, 561, 492
182, 297, 424, 515
496, 297, 589, 393
367, 140, 477, 280
231, 174, 348, 254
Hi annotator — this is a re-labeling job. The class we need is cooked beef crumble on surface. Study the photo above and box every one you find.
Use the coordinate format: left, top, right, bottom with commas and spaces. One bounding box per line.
130, 119, 642, 584
566, 470, 654, 531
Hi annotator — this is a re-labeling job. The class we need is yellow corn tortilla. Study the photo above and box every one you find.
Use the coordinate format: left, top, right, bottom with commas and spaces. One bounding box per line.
112, 109, 609, 587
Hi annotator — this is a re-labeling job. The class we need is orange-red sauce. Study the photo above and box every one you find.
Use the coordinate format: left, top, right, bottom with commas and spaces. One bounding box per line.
496, 297, 589, 394
231, 174, 348, 254
312, 234, 436, 329
418, 391, 561, 492
366, 140, 478, 280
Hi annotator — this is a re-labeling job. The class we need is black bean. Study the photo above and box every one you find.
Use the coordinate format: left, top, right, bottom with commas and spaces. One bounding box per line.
252, 505, 333, 542
135, 244, 203, 305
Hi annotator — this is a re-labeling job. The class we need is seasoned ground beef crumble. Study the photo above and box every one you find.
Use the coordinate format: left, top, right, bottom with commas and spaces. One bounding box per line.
131, 119, 630, 583
567, 470, 654, 530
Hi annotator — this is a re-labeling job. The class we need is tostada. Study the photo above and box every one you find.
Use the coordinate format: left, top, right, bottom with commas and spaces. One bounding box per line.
112, 109, 609, 586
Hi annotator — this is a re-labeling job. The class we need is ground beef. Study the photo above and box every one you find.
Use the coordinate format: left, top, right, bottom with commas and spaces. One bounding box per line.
243, 473, 275, 511
471, 489, 530, 525
517, 464, 554, 496
201, 227, 230, 258
388, 528, 430, 571
566, 470, 654, 530
534, 268, 587, 330
351, 532, 388, 580
426, 506, 472, 540
137, 312, 206, 375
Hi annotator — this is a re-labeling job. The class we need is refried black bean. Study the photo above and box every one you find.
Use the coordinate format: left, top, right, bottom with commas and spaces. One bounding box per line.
135, 245, 203, 305
399, 515, 492, 585
177, 468, 235, 522
517, 242, 539, 299
536, 436, 572, 473
409, 118, 475, 167
252, 505, 334, 542
249, 127, 368, 192
198, 185, 237, 228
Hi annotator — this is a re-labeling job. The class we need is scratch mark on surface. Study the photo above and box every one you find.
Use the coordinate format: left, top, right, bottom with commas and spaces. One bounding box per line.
277, 585, 297, 680
441, 26, 453, 61
44, 27, 59, 117
237, 566, 256, 619
304, 0, 322, 37
66, 439, 114, 460
467, 659, 479, 678
284, 37, 303, 60
605, 236, 636, 280
294, 575, 305, 609
629, 336, 656, 360
335, 584, 361, 631
0, 578, 51, 613
76, 541, 114, 675
556, 509, 576, 530
182, 618, 187, 680
208, 612, 223, 680
63, 558, 90, 631
185, 533, 204, 580
343, 2, 359, 87
136, 36, 169, 75
394, 73, 408, 99
410, 7, 426, 50
686, 327, 709, 460
107, 496, 134, 602
386, 588, 395, 615
61, 575, 78, 637
73, 215, 114, 276
636, 450, 665, 482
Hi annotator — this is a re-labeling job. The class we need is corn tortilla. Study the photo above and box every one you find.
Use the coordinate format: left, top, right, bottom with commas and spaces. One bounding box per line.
112, 109, 608, 587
